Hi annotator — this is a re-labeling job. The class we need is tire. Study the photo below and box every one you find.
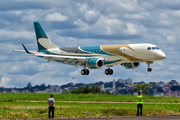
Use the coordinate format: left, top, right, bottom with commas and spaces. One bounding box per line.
147, 68, 152, 72
81, 69, 85, 75
105, 69, 109, 75
109, 69, 113, 75
85, 69, 89, 75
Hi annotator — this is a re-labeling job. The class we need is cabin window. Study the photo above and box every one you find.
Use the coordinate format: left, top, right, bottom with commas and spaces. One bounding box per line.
96, 50, 97, 52
99, 50, 101, 52
108, 50, 110, 52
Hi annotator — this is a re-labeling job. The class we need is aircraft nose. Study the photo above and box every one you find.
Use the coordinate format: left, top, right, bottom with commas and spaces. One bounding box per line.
158, 51, 166, 60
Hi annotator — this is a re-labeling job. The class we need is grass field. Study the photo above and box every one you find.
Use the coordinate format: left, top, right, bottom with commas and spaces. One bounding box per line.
1, 93, 180, 103
0, 93, 180, 119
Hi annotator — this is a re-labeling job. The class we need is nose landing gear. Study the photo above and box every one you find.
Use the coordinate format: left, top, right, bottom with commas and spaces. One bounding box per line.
146, 61, 153, 72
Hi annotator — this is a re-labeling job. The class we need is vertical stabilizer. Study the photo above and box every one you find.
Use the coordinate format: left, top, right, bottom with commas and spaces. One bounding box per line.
34, 22, 58, 52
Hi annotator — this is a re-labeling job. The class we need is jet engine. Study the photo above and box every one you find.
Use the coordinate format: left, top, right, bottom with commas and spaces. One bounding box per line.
121, 62, 140, 69
87, 58, 104, 69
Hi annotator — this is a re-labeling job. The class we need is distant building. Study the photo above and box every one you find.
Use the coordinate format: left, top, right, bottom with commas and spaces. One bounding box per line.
118, 78, 124, 83
50, 85, 55, 93
126, 78, 133, 84
118, 78, 133, 84
113, 79, 116, 92
55, 86, 61, 93
101, 84, 105, 91
50, 85, 61, 93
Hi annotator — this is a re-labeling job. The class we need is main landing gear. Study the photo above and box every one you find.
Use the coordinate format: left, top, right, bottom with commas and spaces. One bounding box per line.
81, 69, 89, 75
146, 61, 153, 72
105, 67, 113, 75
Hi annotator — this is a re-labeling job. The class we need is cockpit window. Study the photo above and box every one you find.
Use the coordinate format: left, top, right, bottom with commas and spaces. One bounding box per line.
147, 47, 151, 50
148, 47, 160, 50
152, 47, 157, 50
153, 47, 160, 50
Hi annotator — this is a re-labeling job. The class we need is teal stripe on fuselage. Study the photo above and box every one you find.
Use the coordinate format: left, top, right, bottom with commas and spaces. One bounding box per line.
80, 46, 114, 56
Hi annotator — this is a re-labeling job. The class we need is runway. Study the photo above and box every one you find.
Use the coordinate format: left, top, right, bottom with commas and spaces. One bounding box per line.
27, 115, 180, 120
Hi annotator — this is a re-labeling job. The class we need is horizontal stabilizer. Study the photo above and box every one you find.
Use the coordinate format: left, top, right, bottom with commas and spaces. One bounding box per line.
12, 49, 26, 53
22, 44, 31, 54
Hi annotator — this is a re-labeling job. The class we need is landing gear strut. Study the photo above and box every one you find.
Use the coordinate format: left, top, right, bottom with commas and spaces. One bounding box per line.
81, 69, 89, 75
146, 61, 153, 72
105, 67, 113, 75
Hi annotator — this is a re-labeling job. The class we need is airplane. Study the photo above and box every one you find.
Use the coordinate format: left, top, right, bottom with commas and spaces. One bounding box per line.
13, 22, 166, 75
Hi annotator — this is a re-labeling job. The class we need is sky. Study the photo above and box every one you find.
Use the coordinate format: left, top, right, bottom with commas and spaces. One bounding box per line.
0, 0, 180, 87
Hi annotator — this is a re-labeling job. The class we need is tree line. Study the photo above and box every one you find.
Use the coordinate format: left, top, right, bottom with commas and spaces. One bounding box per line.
70, 84, 151, 95
70, 85, 111, 94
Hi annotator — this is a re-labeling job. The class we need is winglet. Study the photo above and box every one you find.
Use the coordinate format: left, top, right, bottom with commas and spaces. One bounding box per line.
22, 44, 31, 54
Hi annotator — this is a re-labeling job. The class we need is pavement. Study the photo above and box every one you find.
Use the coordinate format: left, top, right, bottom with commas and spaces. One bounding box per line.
26, 115, 180, 120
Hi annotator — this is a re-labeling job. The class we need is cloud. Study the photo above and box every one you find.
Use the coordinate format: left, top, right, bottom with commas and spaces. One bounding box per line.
126, 23, 138, 35
0, 77, 13, 88
166, 35, 177, 44
1, 0, 180, 88
44, 13, 68, 21
124, 13, 149, 20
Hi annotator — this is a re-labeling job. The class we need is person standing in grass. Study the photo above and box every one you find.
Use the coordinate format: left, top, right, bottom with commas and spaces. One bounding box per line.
48, 94, 55, 119
136, 92, 143, 116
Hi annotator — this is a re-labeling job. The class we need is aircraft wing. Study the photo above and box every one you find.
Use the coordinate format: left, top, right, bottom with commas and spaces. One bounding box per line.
35, 54, 90, 59
35, 54, 104, 67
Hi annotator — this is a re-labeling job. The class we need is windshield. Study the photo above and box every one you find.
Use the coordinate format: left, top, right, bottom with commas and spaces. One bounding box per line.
147, 47, 159, 50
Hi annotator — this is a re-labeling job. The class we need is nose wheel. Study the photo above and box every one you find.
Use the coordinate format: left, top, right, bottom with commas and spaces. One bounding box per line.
81, 69, 89, 75
147, 68, 152, 72
146, 61, 153, 72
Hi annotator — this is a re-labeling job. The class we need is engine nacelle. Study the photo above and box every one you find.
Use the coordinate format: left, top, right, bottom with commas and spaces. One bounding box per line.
87, 58, 104, 69
121, 62, 140, 69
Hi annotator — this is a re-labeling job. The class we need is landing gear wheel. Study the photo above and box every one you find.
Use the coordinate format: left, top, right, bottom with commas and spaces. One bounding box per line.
109, 69, 113, 75
147, 68, 152, 72
81, 69, 90, 75
146, 61, 153, 72
105, 69, 113, 75
85, 69, 89, 75
81, 69, 85, 75
105, 69, 109, 75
